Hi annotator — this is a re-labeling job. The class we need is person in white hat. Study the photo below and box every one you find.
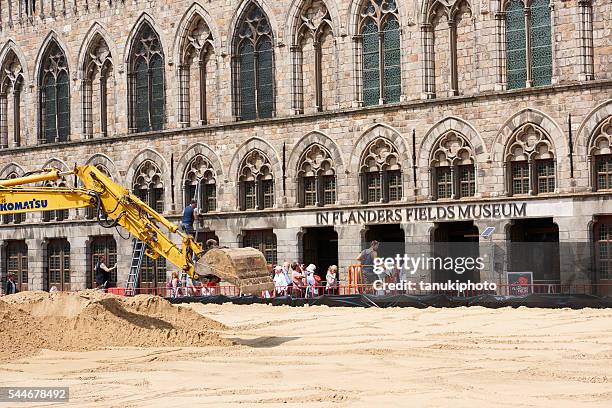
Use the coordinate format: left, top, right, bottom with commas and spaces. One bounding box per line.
305, 264, 318, 296
273, 265, 288, 296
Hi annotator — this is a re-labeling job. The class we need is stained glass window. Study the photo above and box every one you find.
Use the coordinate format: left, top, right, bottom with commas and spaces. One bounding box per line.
362, 20, 380, 106
235, 4, 275, 120
257, 40, 274, 119
360, 0, 401, 106
530, 0, 552, 87
383, 17, 401, 104
536, 159, 555, 193
130, 24, 165, 133
239, 44, 256, 120
506, 0, 527, 90
40, 43, 70, 143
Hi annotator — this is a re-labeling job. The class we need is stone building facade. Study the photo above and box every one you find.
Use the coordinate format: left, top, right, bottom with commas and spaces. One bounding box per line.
0, 0, 610, 293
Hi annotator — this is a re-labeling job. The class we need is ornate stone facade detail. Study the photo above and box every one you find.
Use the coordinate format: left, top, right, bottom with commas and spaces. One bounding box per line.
505, 123, 555, 161
239, 150, 273, 181
298, 144, 334, 177
430, 131, 474, 166
360, 138, 401, 172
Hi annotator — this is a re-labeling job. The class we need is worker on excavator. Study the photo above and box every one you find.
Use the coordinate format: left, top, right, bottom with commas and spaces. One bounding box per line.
181, 199, 198, 236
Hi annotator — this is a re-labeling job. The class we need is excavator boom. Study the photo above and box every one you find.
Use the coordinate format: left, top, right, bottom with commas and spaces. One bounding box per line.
0, 165, 273, 294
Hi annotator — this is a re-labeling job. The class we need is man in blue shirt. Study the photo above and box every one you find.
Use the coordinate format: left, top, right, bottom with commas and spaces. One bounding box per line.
182, 199, 198, 236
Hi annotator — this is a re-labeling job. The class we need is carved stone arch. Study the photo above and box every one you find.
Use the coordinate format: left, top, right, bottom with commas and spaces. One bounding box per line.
228, 137, 283, 184
491, 108, 566, 163
297, 143, 336, 176
176, 143, 225, 186
419, 117, 486, 170
286, 0, 341, 46
227, 0, 280, 56
0, 41, 29, 87
429, 131, 475, 167
125, 149, 170, 193
78, 23, 118, 79
347, 0, 412, 36
33, 32, 72, 88
504, 123, 555, 162
350, 124, 410, 175
85, 154, 120, 183
173, 3, 221, 66
576, 100, 612, 158
0, 162, 25, 178
123, 13, 168, 66
287, 131, 344, 179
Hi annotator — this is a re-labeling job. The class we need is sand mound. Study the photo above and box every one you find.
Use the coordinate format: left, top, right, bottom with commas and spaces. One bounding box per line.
0, 291, 232, 361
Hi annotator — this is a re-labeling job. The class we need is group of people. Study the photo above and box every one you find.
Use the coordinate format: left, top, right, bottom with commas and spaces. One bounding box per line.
271, 262, 339, 298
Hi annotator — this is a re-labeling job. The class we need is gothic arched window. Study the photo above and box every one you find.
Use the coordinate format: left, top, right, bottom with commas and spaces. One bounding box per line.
359, 138, 402, 203
589, 117, 612, 191
294, 0, 336, 114
504, 123, 555, 195
128, 23, 165, 133
39, 41, 70, 144
238, 150, 274, 210
179, 15, 215, 126
83, 36, 114, 138
0, 51, 24, 148
358, 0, 401, 106
504, 0, 552, 89
297, 144, 336, 207
430, 131, 476, 200
233, 3, 275, 121
133, 160, 164, 213
184, 155, 217, 213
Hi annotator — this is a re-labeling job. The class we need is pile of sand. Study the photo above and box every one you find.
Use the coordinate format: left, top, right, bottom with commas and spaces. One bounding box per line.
0, 291, 232, 360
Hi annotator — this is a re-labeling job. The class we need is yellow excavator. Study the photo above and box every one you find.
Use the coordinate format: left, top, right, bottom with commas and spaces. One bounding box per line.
0, 165, 274, 294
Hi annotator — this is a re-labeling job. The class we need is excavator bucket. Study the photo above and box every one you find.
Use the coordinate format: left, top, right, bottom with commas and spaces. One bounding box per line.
196, 247, 274, 295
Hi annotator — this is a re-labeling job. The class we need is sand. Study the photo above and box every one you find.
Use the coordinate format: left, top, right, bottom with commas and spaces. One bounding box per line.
1, 301, 611, 407
0, 291, 230, 360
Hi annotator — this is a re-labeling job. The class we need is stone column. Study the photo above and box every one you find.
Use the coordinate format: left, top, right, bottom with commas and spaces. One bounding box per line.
554, 216, 592, 289
275, 227, 300, 265
26, 238, 45, 291
402, 222, 435, 284
335, 224, 363, 283
68, 234, 88, 290
474, 219, 511, 290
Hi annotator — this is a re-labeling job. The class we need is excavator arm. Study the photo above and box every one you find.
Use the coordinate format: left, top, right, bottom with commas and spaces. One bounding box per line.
0, 165, 273, 293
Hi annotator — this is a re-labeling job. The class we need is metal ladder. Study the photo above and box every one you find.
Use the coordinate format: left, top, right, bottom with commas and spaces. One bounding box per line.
125, 239, 145, 296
